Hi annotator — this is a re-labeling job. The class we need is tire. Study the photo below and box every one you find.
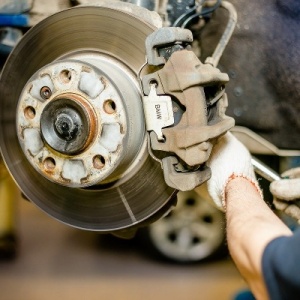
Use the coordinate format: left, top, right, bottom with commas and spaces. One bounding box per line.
139, 187, 227, 263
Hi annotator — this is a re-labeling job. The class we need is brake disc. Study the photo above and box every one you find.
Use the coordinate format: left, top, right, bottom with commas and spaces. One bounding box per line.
0, 5, 176, 234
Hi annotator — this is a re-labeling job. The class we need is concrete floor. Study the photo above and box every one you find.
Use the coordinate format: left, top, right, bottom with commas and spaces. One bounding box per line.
0, 196, 248, 300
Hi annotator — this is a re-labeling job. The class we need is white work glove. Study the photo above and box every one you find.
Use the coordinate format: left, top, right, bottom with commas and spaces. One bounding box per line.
205, 132, 260, 209
270, 168, 300, 224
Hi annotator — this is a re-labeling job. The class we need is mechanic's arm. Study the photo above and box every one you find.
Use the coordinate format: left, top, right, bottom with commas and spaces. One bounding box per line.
206, 132, 292, 299
225, 177, 292, 299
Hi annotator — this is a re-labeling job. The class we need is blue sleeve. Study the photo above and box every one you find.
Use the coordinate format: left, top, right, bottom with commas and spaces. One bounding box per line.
0, 14, 29, 26
262, 228, 300, 300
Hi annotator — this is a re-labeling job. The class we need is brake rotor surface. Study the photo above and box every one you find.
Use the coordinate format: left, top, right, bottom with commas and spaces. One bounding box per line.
0, 5, 175, 232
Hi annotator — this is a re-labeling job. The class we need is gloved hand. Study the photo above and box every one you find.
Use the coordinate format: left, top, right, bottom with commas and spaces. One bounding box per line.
205, 132, 261, 209
270, 168, 300, 223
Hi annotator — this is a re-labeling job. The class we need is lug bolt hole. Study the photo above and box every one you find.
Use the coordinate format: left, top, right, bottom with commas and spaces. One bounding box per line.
93, 155, 105, 169
60, 69, 72, 83
24, 106, 36, 119
103, 99, 116, 114
40, 86, 52, 100
43, 157, 56, 171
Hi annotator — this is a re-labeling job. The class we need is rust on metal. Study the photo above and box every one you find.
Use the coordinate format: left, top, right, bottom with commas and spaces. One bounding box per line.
52, 92, 98, 152
143, 49, 234, 166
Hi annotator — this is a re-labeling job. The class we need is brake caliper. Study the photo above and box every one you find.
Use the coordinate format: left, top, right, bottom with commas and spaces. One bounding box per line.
141, 27, 234, 191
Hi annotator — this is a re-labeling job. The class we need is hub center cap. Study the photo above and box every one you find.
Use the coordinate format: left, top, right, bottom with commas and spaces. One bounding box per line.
41, 95, 94, 155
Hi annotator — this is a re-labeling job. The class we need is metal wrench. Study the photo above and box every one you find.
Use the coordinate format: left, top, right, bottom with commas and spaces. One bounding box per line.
251, 157, 281, 182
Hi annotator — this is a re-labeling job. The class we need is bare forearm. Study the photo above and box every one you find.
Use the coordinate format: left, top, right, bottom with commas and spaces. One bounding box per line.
225, 177, 292, 299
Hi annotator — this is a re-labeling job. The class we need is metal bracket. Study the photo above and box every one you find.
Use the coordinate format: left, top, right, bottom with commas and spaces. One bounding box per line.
142, 49, 234, 166
162, 156, 211, 191
145, 27, 193, 66
141, 27, 234, 191
142, 84, 174, 141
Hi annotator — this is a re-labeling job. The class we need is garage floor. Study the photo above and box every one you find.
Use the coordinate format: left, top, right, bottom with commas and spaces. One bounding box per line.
0, 196, 248, 300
